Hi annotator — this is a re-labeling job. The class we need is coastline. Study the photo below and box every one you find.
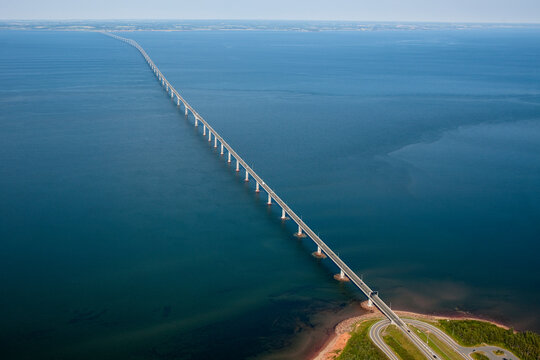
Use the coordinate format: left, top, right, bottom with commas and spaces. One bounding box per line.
311, 301, 513, 360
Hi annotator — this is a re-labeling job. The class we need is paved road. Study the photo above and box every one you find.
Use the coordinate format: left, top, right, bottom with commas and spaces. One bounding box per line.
369, 319, 400, 360
370, 319, 519, 360
403, 319, 474, 360
403, 319, 519, 360
369, 319, 434, 360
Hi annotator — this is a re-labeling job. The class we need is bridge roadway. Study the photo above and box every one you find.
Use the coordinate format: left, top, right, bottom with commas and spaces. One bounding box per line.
103, 31, 437, 359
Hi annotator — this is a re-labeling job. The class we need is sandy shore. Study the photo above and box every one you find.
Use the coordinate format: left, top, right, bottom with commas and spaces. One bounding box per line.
311, 302, 512, 360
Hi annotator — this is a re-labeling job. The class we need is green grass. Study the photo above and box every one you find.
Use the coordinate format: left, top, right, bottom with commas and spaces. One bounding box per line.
471, 352, 489, 360
409, 325, 462, 360
337, 319, 387, 360
382, 325, 425, 360
437, 319, 540, 360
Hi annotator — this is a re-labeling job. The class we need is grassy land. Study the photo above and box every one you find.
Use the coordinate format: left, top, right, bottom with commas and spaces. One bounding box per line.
437, 319, 540, 360
471, 352, 489, 360
382, 325, 425, 360
409, 325, 462, 360
337, 319, 387, 360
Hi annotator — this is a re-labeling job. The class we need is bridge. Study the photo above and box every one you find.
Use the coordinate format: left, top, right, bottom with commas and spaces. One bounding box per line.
103, 31, 438, 359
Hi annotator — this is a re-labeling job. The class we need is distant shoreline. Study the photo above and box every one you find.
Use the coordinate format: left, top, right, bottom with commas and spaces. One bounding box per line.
1, 20, 540, 33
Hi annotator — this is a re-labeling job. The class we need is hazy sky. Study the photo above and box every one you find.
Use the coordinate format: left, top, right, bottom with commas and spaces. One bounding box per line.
1, 0, 539, 23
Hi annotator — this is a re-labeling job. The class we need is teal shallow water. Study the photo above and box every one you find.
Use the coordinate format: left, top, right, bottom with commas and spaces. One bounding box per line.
0, 29, 539, 359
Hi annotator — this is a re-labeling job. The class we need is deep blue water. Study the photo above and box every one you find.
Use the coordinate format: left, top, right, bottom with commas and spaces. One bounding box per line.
0, 28, 539, 359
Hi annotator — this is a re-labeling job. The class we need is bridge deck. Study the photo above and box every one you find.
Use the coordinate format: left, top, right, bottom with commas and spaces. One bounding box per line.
103, 32, 437, 359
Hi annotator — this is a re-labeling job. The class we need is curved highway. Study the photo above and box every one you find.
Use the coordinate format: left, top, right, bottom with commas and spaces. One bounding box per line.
404, 319, 519, 360
370, 318, 520, 360
369, 319, 400, 360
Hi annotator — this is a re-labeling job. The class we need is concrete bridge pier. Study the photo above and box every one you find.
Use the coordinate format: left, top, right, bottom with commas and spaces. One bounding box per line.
267, 194, 272, 205
334, 269, 350, 282
177, 98, 180, 106
170, 90, 174, 99
312, 245, 327, 259
194, 117, 198, 126
368, 292, 377, 308
208, 131, 212, 142
281, 208, 287, 220
214, 137, 218, 148
295, 224, 307, 238
228, 152, 232, 163
245, 169, 249, 182
203, 124, 206, 136
236, 160, 240, 172
255, 183, 260, 192
220, 144, 224, 155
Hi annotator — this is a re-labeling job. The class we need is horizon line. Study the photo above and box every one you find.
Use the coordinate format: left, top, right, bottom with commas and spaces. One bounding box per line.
1, 18, 540, 25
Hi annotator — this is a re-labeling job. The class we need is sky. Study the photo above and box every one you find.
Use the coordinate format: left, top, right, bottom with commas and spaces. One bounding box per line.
1, 0, 539, 23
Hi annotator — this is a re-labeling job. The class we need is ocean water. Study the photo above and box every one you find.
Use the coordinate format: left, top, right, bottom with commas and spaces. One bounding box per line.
0, 28, 539, 359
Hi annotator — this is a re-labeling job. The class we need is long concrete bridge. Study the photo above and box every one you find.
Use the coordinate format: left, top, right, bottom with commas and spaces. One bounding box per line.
103, 32, 438, 359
